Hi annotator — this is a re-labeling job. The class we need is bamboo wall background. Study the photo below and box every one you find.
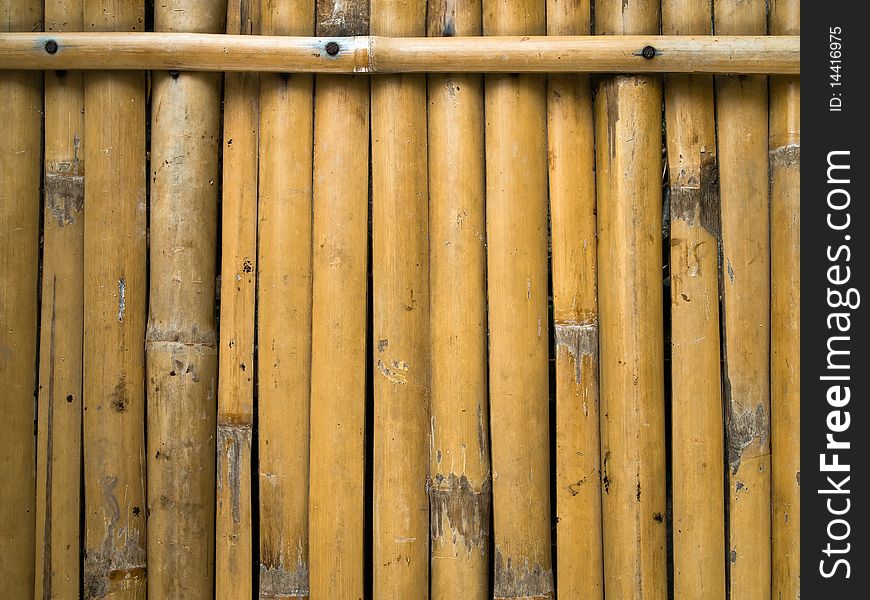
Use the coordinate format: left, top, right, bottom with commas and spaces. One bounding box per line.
0, 0, 799, 598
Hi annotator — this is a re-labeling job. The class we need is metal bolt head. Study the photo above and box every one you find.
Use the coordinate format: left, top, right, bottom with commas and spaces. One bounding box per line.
45, 39, 59, 54
325, 41, 340, 56
641, 45, 656, 59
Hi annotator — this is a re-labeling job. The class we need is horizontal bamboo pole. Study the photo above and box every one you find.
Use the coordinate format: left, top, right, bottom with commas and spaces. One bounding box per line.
0, 32, 799, 73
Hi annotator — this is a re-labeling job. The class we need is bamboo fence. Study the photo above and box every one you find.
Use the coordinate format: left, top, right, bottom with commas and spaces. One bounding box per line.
0, 0, 799, 598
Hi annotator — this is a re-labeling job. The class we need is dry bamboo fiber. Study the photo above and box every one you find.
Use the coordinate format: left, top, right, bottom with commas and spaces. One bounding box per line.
662, 1, 726, 599
308, 1, 370, 598
427, 1, 490, 598
769, 0, 800, 597
546, 0, 603, 598
256, 1, 313, 597
0, 2, 41, 597
714, 2, 771, 598
34, 1, 83, 597
371, 1, 430, 598
594, 1, 667, 598
216, 1, 259, 598
145, 2, 223, 598
81, 1, 147, 597
483, 2, 552, 599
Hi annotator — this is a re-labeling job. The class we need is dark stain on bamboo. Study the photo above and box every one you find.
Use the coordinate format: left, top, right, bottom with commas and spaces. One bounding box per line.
111, 377, 128, 412
429, 473, 491, 554
45, 162, 84, 228
259, 562, 310, 599
493, 546, 555, 599
217, 423, 250, 524
316, 0, 369, 36
726, 398, 769, 474
669, 154, 721, 238
427, 0, 457, 37
769, 143, 800, 170
554, 321, 599, 386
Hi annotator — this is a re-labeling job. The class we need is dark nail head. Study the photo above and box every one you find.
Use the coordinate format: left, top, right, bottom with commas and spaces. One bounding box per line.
325, 41, 341, 56
44, 40, 59, 54
169, 70, 180, 79
641, 45, 656, 59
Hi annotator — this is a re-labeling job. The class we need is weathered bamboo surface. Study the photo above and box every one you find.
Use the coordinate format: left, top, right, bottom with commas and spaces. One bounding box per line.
0, 2, 41, 597
0, 32, 800, 73
484, 1, 553, 599
146, 2, 223, 598
256, 1, 313, 597
769, 1, 800, 598
81, 1, 148, 597
0, 1, 802, 597
215, 1, 258, 598
663, 1, 726, 599
546, 0, 603, 599
595, 1, 667, 598
308, 2, 370, 599
34, 1, 83, 598
715, 1, 772, 598
427, 0, 491, 597
371, 0, 430, 597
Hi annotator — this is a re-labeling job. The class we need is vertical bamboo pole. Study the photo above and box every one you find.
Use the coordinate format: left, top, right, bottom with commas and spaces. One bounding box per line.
216, 1, 259, 598
769, 1, 799, 598
34, 1, 83, 597
146, 2, 224, 598
663, 1, 726, 598
0, 1, 41, 597
82, 1, 147, 597
256, 2, 313, 597
546, 1, 603, 598
308, 1, 370, 598
714, 2, 771, 598
427, 1, 490, 598
483, 2, 552, 599
371, 1, 430, 598
594, 1, 667, 598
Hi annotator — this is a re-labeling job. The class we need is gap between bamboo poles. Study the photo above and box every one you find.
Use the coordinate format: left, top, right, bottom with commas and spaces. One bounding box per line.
0, 32, 799, 73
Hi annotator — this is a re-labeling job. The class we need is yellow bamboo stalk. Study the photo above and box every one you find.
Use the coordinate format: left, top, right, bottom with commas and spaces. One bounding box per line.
483, 2, 552, 599
81, 1, 147, 597
256, 1, 313, 597
0, 32, 802, 74
371, 0, 430, 597
594, 1, 667, 598
769, 1, 799, 598
34, 1, 83, 597
0, 2, 41, 597
427, 1, 490, 598
714, 2, 771, 598
308, 1, 369, 598
663, 1, 726, 598
145, 3, 224, 598
216, 1, 259, 598
546, 1, 603, 598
